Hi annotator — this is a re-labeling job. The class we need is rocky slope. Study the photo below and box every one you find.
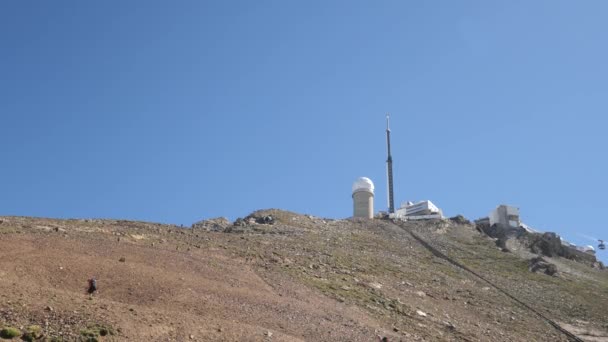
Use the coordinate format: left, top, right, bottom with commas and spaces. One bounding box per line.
0, 210, 607, 341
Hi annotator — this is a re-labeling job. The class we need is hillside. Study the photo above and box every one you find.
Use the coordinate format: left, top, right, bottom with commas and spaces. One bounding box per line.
1, 210, 607, 341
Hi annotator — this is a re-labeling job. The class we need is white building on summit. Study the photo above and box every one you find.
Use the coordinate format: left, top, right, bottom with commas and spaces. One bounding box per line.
352, 177, 374, 219
475, 205, 522, 229
489, 205, 521, 228
390, 200, 444, 220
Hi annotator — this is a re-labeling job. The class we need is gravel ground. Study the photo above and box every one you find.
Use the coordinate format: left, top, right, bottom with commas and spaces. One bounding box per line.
0, 210, 606, 341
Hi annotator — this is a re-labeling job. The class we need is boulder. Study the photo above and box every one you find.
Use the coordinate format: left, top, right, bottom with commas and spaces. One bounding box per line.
528, 257, 558, 276
233, 218, 247, 227
449, 215, 470, 225
256, 215, 275, 225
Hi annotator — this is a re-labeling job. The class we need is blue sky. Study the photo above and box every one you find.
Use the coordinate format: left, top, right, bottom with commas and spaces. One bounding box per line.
1, 1, 606, 262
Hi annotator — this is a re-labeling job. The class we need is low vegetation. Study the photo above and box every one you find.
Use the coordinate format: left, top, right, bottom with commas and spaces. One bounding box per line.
21, 325, 43, 341
0, 327, 20, 339
80, 324, 114, 340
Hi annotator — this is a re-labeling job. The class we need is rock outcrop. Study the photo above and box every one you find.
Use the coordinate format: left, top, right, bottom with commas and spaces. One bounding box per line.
192, 217, 231, 232
476, 223, 599, 267
528, 256, 558, 276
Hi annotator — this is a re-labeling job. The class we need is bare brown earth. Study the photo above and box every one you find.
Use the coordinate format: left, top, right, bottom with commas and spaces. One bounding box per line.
1, 209, 607, 341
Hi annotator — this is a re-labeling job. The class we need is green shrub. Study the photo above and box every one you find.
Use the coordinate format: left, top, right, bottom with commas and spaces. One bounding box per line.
80, 329, 96, 338
21, 325, 43, 341
0, 326, 21, 339
80, 324, 114, 340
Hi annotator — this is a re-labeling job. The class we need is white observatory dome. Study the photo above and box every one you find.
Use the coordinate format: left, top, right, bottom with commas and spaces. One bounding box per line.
352, 177, 374, 194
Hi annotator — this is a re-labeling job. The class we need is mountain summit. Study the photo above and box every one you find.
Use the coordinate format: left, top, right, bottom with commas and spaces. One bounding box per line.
0, 210, 606, 341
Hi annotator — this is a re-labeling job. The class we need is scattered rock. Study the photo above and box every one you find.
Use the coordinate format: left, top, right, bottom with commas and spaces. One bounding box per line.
416, 310, 427, 317
368, 282, 383, 289
1, 210, 605, 342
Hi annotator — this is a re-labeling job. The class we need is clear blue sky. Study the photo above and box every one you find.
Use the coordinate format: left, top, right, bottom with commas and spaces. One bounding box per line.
1, 1, 606, 262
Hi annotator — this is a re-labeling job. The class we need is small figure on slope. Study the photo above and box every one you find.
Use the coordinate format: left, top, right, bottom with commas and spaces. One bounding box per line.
87, 277, 98, 296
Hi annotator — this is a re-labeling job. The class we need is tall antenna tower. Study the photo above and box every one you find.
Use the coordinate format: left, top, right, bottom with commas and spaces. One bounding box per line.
386, 113, 395, 214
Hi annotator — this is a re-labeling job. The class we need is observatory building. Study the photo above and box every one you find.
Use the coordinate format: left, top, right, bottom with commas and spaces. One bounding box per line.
475, 205, 521, 229
352, 177, 374, 219
390, 200, 444, 220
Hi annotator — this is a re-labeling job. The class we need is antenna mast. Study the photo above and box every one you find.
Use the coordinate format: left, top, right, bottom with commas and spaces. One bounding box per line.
386, 113, 395, 214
